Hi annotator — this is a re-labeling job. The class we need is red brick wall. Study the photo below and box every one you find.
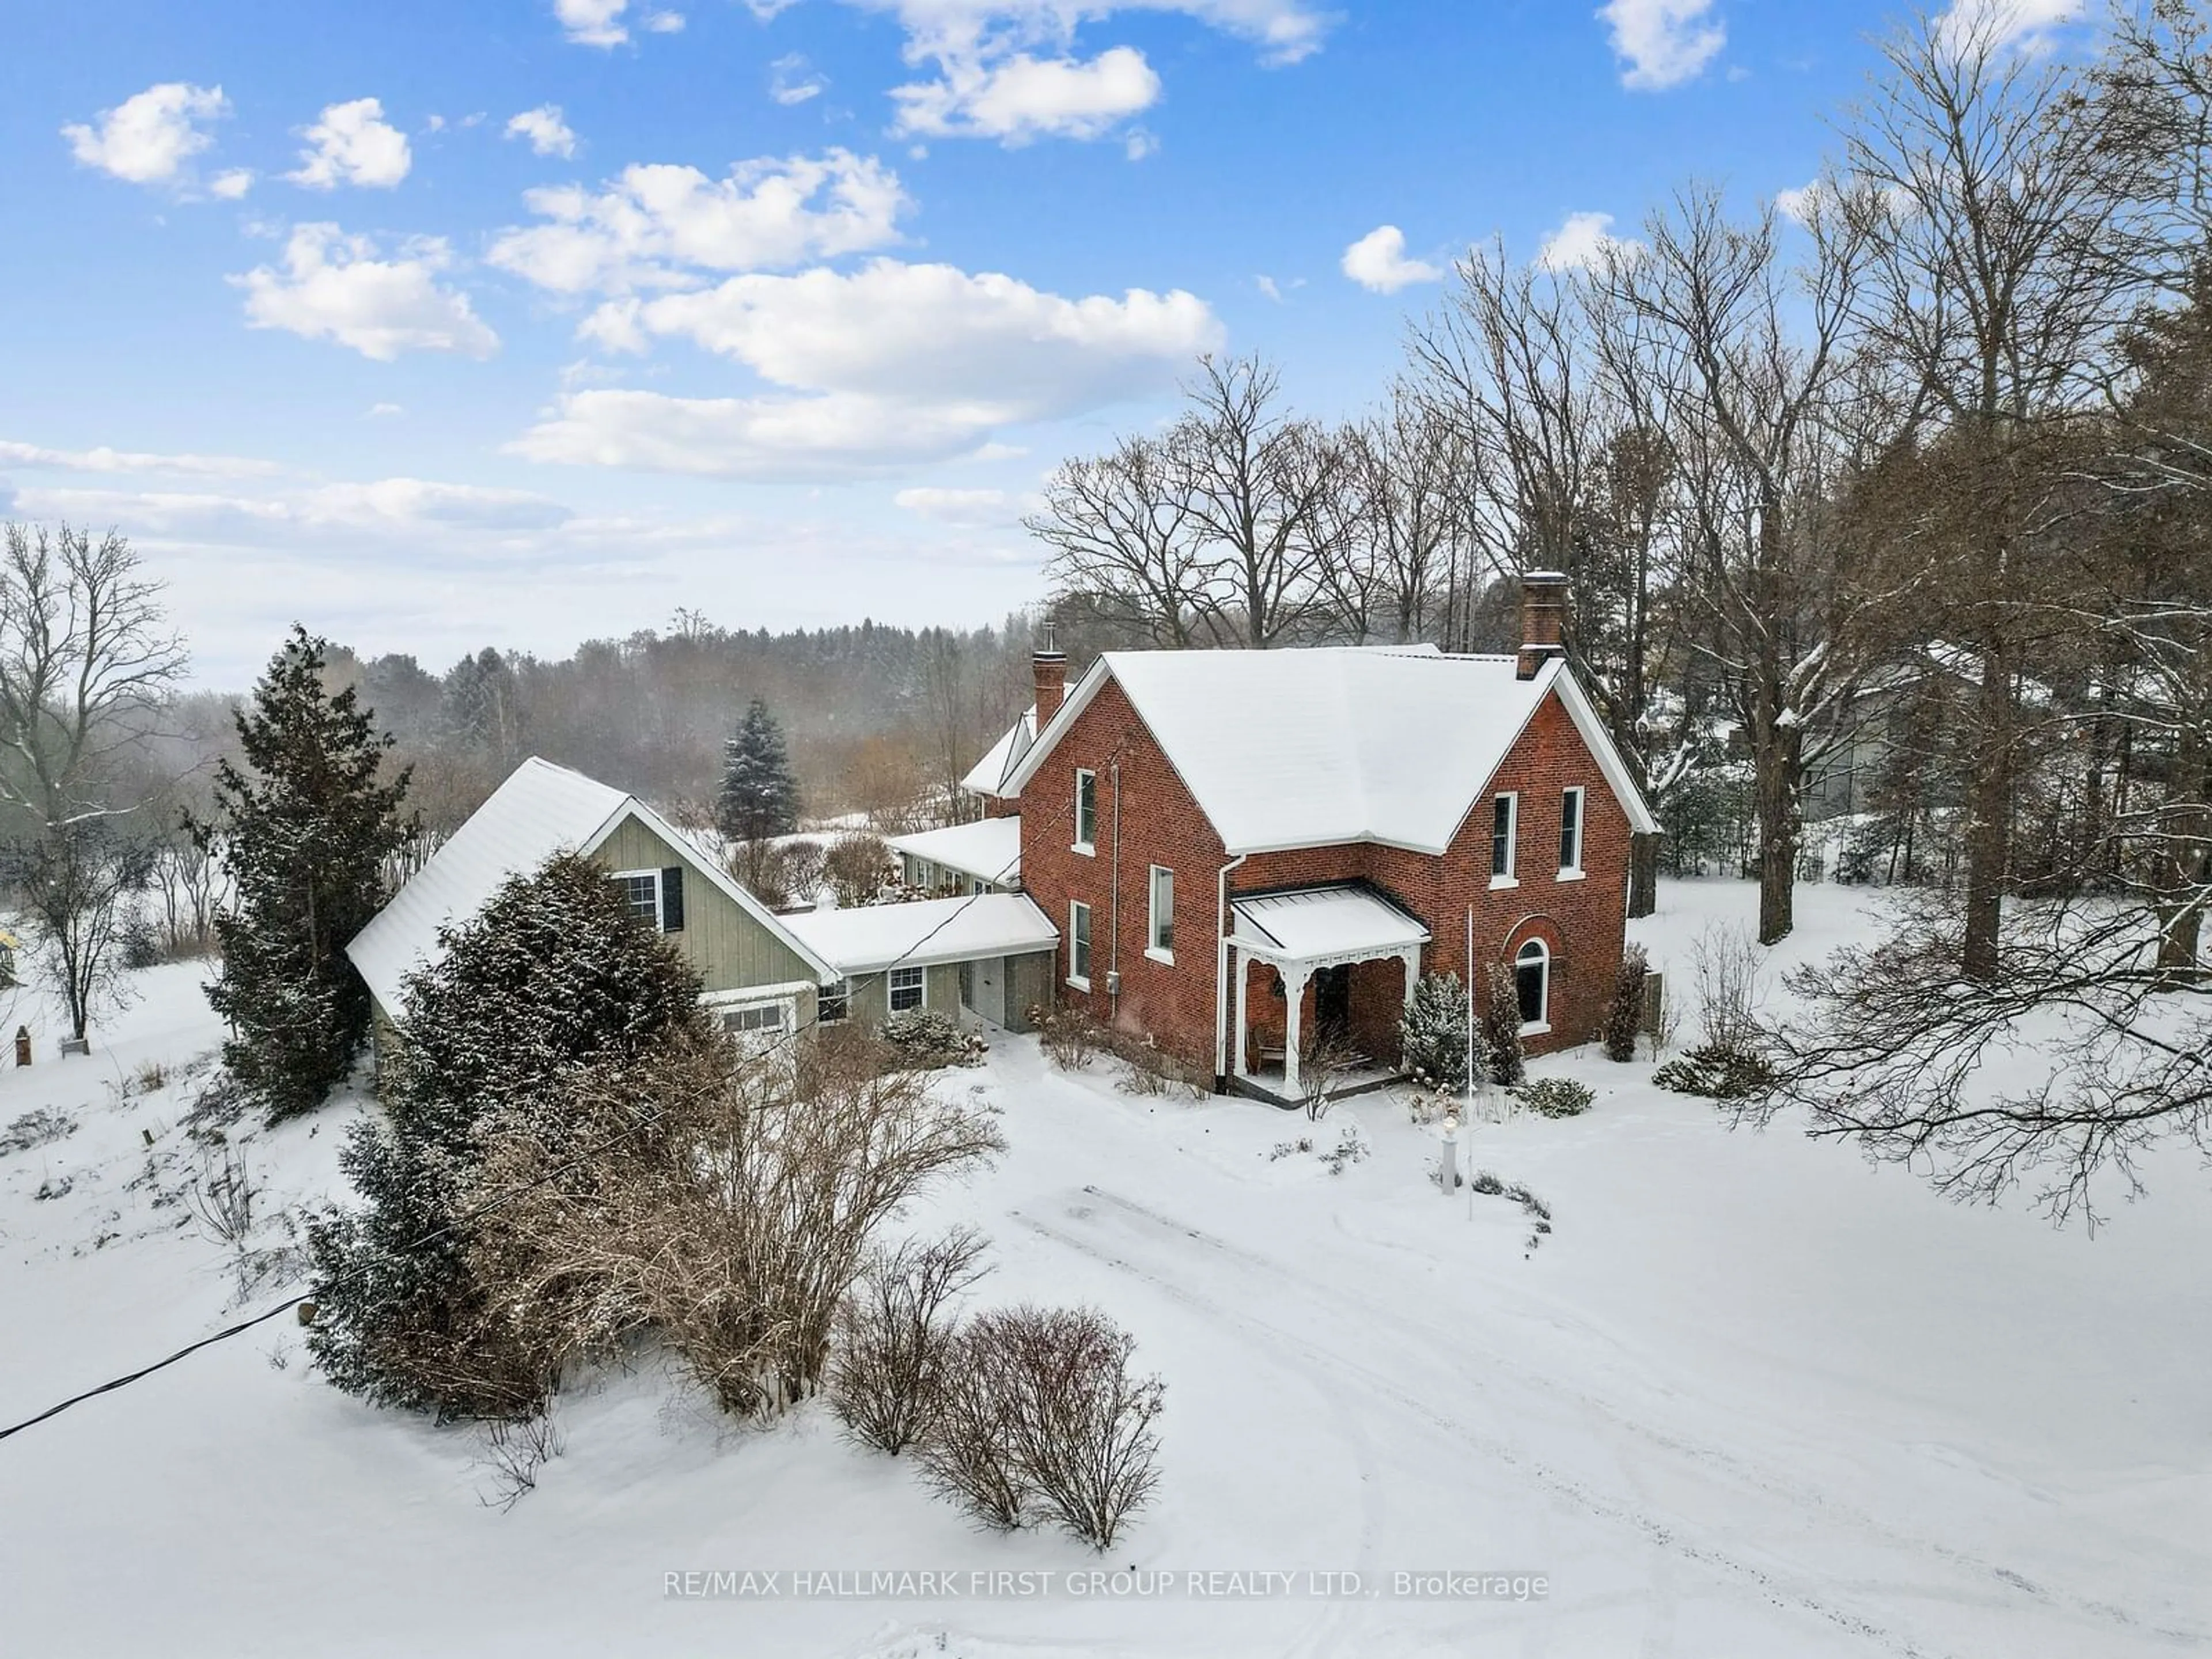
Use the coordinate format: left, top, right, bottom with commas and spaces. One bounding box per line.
1015, 675, 1632, 1074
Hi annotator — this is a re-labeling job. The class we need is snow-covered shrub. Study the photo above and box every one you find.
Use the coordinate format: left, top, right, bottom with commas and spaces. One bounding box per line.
1399, 971, 1480, 1093
1320, 1122, 1368, 1175
1518, 1077, 1594, 1119
1605, 946, 1649, 1062
830, 1229, 989, 1456
882, 1009, 984, 1069
0, 1108, 77, 1157
1652, 1044, 1776, 1100
1483, 965, 1527, 1088
921, 1306, 1165, 1551
1470, 1168, 1505, 1196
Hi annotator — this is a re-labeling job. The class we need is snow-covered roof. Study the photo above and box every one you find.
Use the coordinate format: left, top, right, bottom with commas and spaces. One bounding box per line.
1230, 885, 1430, 964
885, 816, 1022, 886
960, 705, 1036, 798
779, 892, 1059, 976
999, 646, 1660, 855
346, 756, 837, 1018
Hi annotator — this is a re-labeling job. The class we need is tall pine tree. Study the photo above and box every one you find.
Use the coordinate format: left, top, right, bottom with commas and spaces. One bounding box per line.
717, 699, 800, 889
202, 627, 414, 1122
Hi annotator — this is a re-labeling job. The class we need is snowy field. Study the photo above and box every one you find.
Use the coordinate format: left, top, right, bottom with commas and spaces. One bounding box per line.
1, 880, 2207, 1658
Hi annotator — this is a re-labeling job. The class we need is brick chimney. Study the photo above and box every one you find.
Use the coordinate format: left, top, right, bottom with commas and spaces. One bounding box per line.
1516, 571, 1569, 680
1032, 621, 1067, 725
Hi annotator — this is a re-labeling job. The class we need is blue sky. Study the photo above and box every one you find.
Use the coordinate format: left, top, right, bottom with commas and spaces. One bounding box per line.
0, 0, 2076, 685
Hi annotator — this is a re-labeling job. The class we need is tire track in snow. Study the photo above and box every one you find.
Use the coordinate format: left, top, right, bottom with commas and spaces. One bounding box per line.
1077, 1184, 2206, 1652
1012, 1206, 1941, 1659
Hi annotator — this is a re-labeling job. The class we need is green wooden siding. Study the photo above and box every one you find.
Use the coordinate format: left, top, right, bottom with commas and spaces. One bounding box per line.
1005, 950, 1056, 1032
595, 814, 819, 995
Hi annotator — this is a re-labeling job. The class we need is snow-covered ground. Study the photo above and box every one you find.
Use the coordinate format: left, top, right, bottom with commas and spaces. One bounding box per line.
2, 882, 2207, 1658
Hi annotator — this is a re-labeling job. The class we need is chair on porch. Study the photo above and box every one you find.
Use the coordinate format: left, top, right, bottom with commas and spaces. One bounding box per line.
1249, 1026, 1286, 1074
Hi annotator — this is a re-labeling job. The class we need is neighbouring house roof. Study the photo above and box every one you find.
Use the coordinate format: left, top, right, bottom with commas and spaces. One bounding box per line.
886, 817, 1022, 887
346, 756, 838, 1020
779, 892, 1060, 978
960, 704, 1036, 798
999, 646, 1661, 855
1229, 884, 1431, 965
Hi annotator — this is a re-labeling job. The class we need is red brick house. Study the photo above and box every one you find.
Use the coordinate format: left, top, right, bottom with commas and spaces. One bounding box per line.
958, 576, 1658, 1099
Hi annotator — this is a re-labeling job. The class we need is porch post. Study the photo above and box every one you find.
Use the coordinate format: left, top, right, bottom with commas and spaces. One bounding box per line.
1282, 964, 1309, 1098
1400, 946, 1422, 1006
1233, 947, 1250, 1077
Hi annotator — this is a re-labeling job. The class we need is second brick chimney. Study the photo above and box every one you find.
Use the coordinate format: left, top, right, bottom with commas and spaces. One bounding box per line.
1033, 622, 1067, 725
1516, 571, 1569, 680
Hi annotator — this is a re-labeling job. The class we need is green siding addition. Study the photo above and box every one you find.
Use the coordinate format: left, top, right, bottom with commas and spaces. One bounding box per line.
594, 813, 818, 995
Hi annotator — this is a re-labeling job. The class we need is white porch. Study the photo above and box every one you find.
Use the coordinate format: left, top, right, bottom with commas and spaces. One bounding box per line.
1228, 885, 1431, 1101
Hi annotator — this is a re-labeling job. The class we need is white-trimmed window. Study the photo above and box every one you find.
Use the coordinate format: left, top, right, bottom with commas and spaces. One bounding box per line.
1147, 865, 1174, 960
614, 869, 662, 926
1490, 794, 1518, 885
1074, 769, 1097, 853
1069, 900, 1093, 988
1558, 786, 1585, 878
889, 965, 925, 1013
1514, 940, 1550, 1033
817, 980, 851, 1024
722, 1001, 787, 1035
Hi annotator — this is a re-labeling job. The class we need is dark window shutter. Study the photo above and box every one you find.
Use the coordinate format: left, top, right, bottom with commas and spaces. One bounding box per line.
661, 866, 686, 932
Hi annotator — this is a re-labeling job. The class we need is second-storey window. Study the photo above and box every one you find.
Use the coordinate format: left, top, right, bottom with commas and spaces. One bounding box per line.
1559, 786, 1584, 875
1491, 794, 1518, 881
615, 869, 661, 926
1074, 768, 1097, 851
1070, 900, 1093, 986
1148, 865, 1174, 956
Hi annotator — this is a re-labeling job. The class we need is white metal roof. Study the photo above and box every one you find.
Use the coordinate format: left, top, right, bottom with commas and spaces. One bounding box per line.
999, 646, 1660, 855
346, 756, 837, 1018
1230, 885, 1430, 964
885, 816, 1022, 886
779, 892, 1060, 976
960, 704, 1036, 797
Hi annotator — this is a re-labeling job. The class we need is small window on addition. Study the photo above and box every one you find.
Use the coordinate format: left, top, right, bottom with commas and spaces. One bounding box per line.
723, 1002, 786, 1035
817, 979, 850, 1023
889, 964, 926, 1013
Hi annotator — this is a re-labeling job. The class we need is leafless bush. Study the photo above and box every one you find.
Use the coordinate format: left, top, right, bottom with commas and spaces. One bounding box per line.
484, 1031, 1005, 1423
1605, 946, 1649, 1062
1298, 1032, 1360, 1120
824, 832, 895, 907
184, 1141, 256, 1251
477, 1409, 566, 1512
1034, 1005, 1100, 1071
829, 1228, 990, 1455
916, 1325, 1032, 1531
1691, 924, 1767, 1055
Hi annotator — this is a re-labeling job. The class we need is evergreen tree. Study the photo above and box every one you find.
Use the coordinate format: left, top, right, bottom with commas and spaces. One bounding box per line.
201, 627, 414, 1122
305, 851, 713, 1418
718, 699, 801, 887
1397, 971, 1486, 1094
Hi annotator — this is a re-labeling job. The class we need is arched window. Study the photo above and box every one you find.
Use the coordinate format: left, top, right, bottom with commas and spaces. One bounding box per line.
1514, 939, 1550, 1031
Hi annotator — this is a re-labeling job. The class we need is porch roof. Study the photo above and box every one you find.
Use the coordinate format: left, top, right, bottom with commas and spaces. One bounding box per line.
1229, 885, 1430, 965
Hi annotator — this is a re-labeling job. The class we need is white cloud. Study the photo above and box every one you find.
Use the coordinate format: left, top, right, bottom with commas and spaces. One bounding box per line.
840, 1, 1330, 146
643, 8, 686, 29
1340, 225, 1441, 294
770, 53, 828, 105
289, 97, 412, 190
555, 0, 632, 45
232, 225, 499, 361
1599, 0, 1726, 90
367, 403, 406, 418
62, 82, 229, 186
1536, 209, 1637, 272
506, 104, 579, 158
893, 47, 1162, 143
517, 257, 1222, 476
487, 149, 910, 294
893, 485, 1039, 528
210, 168, 255, 199
1934, 0, 2086, 56
0, 438, 280, 478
